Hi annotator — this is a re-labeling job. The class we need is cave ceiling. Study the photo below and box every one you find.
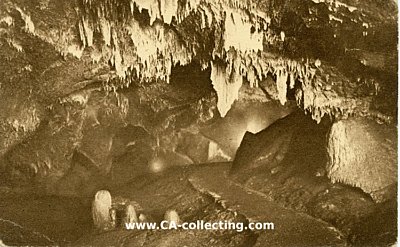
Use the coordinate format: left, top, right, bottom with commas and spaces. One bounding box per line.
0, 0, 397, 153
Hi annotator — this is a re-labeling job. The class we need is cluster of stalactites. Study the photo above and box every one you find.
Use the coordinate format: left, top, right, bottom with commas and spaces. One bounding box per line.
211, 49, 321, 118
77, 0, 271, 80
77, 0, 197, 82
78, 0, 347, 123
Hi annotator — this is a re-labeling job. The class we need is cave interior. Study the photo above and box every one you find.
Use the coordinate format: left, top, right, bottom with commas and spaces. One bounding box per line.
0, 0, 398, 246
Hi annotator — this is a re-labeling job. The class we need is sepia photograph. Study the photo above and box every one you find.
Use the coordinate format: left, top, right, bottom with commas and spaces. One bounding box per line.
0, 0, 398, 246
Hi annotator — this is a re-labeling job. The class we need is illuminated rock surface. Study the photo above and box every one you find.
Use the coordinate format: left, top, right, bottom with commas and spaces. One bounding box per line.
327, 118, 397, 202
0, 0, 397, 245
231, 111, 397, 244
92, 190, 113, 230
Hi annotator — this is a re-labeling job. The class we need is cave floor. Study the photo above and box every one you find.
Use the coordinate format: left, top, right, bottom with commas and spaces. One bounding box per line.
0, 162, 394, 246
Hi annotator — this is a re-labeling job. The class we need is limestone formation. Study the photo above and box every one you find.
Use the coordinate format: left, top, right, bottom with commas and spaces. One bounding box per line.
138, 214, 148, 223
109, 208, 117, 229
0, 0, 397, 245
326, 118, 397, 202
164, 209, 181, 225
123, 204, 139, 224
92, 190, 113, 230
0, 0, 395, 188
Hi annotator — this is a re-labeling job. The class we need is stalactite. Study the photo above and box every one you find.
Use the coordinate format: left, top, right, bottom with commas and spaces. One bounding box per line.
160, 0, 178, 24
75, 0, 273, 89
65, 44, 84, 59
289, 72, 295, 89
111, 29, 125, 77
99, 17, 111, 46
246, 67, 258, 88
15, 7, 35, 34
132, 0, 162, 25
223, 10, 263, 53
82, 17, 94, 47
73, 0, 367, 122
275, 68, 288, 105
211, 61, 242, 117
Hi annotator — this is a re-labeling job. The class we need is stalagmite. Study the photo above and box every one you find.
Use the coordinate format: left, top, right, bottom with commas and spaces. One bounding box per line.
123, 204, 139, 224
138, 214, 148, 223
164, 209, 181, 224
109, 208, 117, 229
92, 190, 113, 230
280, 31, 285, 41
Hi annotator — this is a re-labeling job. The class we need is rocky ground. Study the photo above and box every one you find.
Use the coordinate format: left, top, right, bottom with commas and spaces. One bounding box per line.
0, 95, 396, 247
0, 160, 395, 246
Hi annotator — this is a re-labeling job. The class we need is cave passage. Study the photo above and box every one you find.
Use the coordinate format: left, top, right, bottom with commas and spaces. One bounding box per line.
0, 0, 397, 246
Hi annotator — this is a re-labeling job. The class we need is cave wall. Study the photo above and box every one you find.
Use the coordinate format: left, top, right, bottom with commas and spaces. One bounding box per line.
0, 0, 397, 195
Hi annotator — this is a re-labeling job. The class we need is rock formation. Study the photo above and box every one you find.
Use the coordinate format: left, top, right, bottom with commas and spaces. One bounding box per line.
109, 208, 117, 229
123, 204, 139, 224
138, 214, 148, 223
326, 118, 397, 202
0, 0, 396, 191
0, 0, 397, 245
92, 190, 113, 230
164, 209, 181, 225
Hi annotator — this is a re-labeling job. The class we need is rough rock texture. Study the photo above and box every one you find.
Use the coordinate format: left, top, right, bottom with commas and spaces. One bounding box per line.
201, 99, 294, 157
55, 150, 109, 197
0, 89, 129, 192
77, 90, 129, 174
0, 0, 396, 142
0, 0, 397, 245
73, 164, 258, 247
0, 0, 397, 192
0, 192, 92, 245
327, 118, 397, 202
230, 111, 297, 173
230, 110, 397, 244
189, 165, 346, 247
2, 101, 85, 189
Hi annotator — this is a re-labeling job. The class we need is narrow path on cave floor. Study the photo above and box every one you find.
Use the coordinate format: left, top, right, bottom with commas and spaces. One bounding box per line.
188, 165, 347, 247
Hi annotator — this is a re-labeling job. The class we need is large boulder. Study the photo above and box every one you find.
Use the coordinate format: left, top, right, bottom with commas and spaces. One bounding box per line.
326, 118, 397, 202
229, 111, 396, 243
230, 111, 300, 174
